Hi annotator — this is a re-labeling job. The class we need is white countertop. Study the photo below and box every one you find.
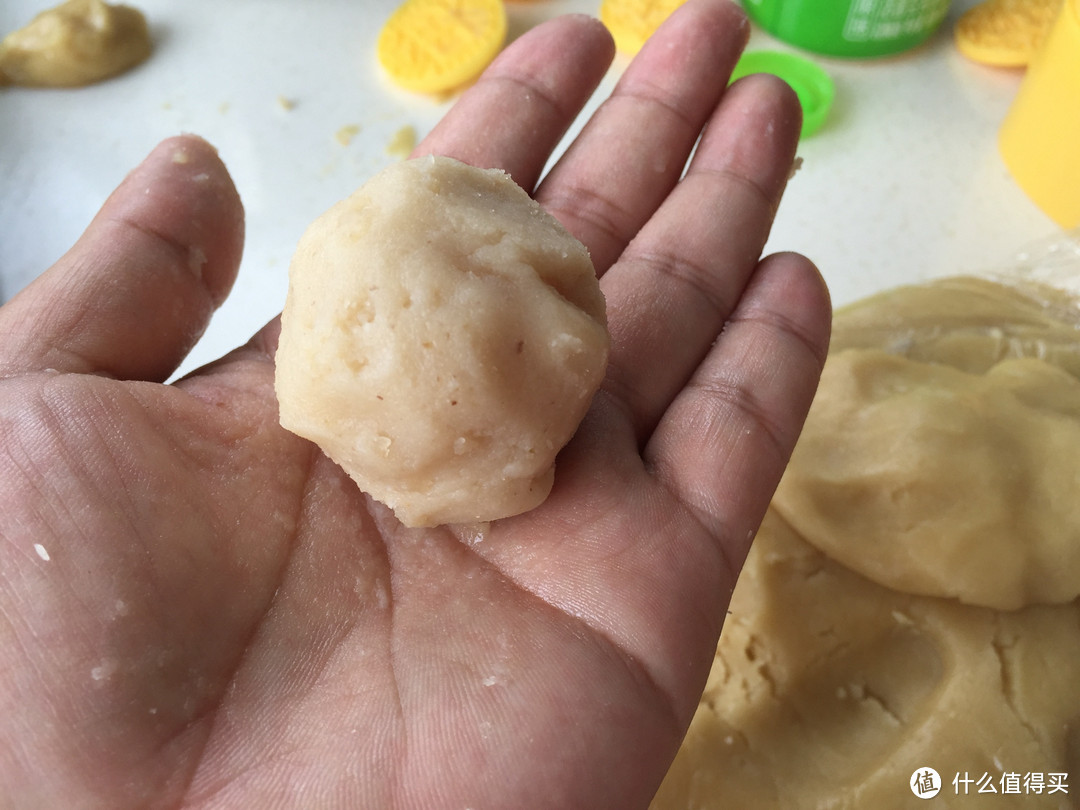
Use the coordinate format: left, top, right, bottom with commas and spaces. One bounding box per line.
0, 0, 1062, 378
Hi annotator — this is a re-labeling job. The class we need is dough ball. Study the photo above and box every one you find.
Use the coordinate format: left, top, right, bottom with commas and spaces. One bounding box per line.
650, 510, 1080, 810
275, 155, 609, 528
774, 276, 1080, 610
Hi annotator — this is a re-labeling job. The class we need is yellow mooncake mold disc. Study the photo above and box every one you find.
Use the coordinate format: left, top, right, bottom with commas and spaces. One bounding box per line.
599, 0, 688, 55
377, 0, 507, 94
954, 0, 1065, 67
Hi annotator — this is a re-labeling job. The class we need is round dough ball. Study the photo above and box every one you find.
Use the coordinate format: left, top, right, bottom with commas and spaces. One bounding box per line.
651, 510, 1080, 810
275, 156, 609, 528
773, 276, 1080, 609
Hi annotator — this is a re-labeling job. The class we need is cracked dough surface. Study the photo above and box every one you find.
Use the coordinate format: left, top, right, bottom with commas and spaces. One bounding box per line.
651, 510, 1080, 809
275, 155, 608, 528
653, 278, 1080, 808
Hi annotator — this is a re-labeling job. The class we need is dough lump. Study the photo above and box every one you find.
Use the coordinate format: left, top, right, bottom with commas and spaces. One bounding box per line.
651, 510, 1080, 810
651, 277, 1080, 809
774, 276, 1080, 610
275, 155, 609, 528
0, 0, 151, 88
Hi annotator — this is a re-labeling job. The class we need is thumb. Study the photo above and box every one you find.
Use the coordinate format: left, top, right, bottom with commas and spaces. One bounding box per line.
0, 135, 244, 382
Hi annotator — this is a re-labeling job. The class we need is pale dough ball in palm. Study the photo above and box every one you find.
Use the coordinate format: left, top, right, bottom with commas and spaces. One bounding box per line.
275, 155, 609, 528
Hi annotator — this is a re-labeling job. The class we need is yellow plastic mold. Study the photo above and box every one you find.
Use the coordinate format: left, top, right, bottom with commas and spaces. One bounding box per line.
378, 0, 507, 94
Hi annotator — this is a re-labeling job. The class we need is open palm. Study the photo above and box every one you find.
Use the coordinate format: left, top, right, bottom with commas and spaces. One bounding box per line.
0, 2, 829, 807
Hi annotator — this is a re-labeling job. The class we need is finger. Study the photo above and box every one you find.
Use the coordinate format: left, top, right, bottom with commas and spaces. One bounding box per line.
412, 14, 615, 192
0, 135, 244, 382
645, 251, 831, 564
535, 0, 750, 274
599, 73, 803, 444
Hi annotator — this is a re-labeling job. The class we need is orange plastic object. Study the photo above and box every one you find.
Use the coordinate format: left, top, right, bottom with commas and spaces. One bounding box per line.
999, 0, 1080, 228
377, 0, 507, 94
599, 0, 688, 55
955, 0, 1065, 67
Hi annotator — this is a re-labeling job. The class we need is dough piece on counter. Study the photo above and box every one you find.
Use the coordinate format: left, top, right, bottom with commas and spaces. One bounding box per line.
0, 0, 151, 88
275, 155, 609, 528
774, 276, 1080, 610
650, 510, 1080, 810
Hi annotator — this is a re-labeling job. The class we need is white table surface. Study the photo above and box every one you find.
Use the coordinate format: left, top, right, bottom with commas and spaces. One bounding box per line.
0, 0, 1062, 379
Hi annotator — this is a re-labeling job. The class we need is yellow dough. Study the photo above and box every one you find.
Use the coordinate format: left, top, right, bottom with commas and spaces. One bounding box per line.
275, 155, 608, 528
775, 276, 1080, 610
826, 275, 1080, 378
653, 276, 1080, 808
0, 0, 151, 88
651, 510, 1080, 810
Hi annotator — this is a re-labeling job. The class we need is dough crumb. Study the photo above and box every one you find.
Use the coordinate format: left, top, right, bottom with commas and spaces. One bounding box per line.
335, 124, 360, 146
90, 659, 117, 682
385, 124, 417, 159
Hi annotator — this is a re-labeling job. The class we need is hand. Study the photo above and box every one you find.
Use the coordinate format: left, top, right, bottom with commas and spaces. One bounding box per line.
0, 1, 830, 807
